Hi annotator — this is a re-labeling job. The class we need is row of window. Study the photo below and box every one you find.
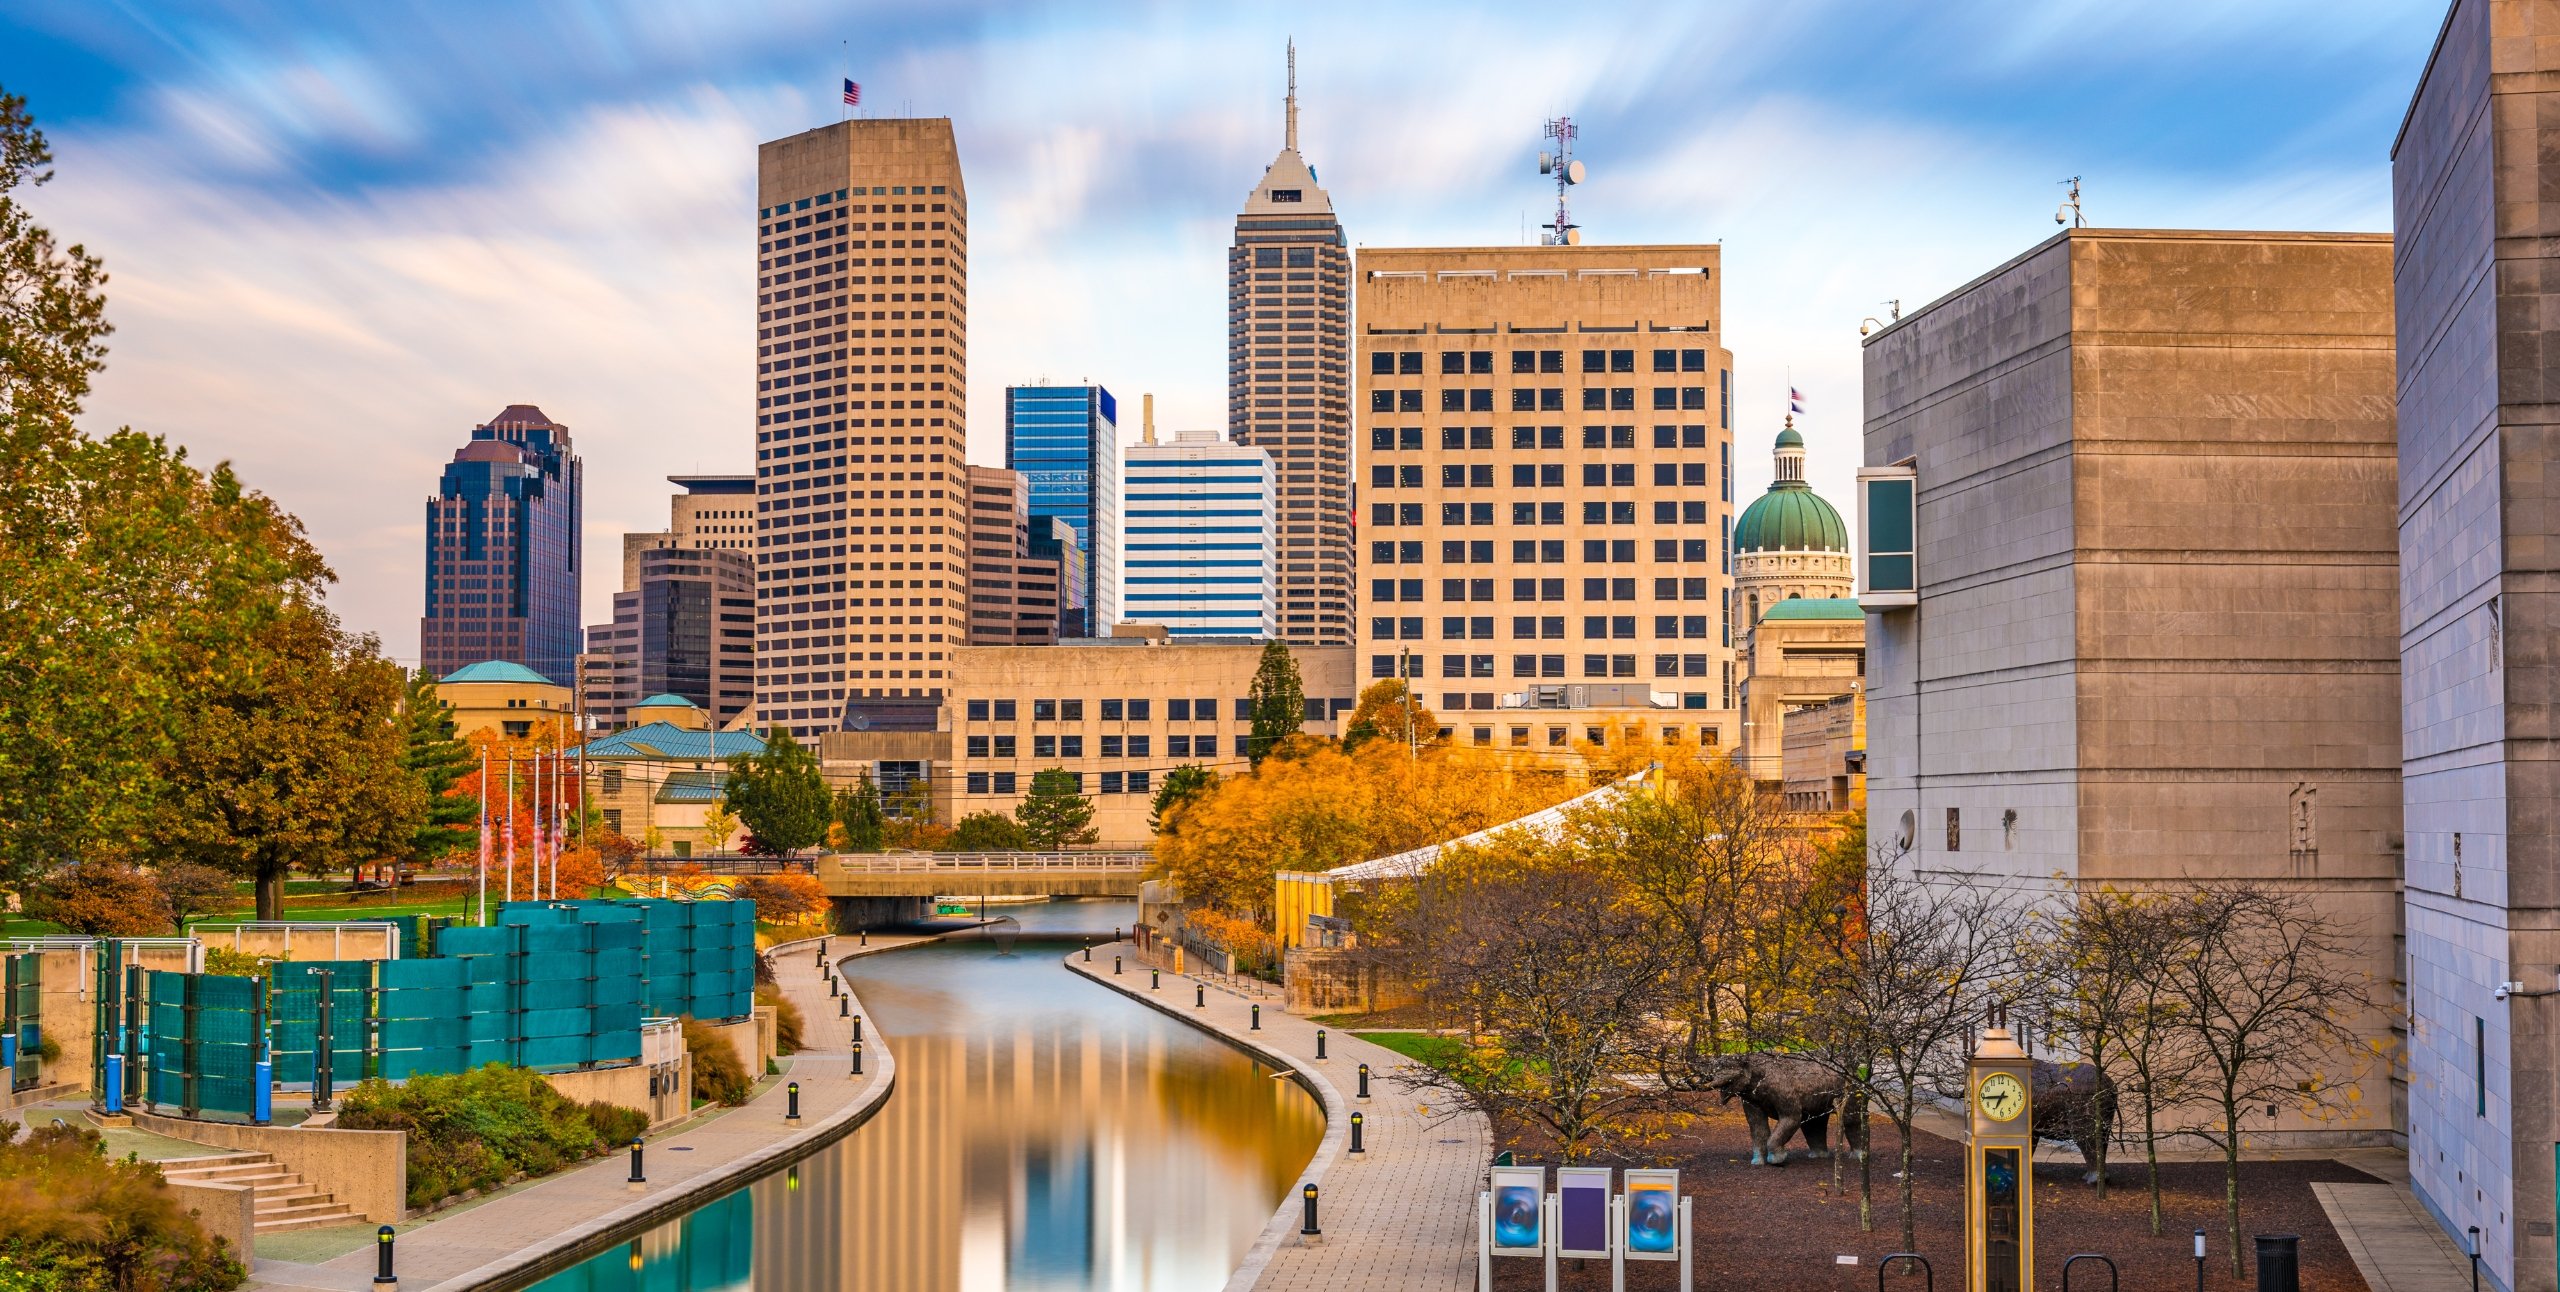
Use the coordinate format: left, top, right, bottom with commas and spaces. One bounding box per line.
1371, 461, 1720, 490
962, 769, 1159, 796
1372, 615, 1723, 641
1372, 388, 1713, 413
1369, 539, 1717, 571
964, 697, 1237, 723
1369, 425, 1722, 452
1370, 575, 1723, 603
1371, 653, 1726, 680
1369, 349, 1715, 375
964, 733, 1225, 760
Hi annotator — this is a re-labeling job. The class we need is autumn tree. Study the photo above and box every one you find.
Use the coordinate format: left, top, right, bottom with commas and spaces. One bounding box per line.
1015, 768, 1097, 850
952, 811, 1029, 852
723, 727, 830, 856
397, 667, 477, 867
881, 779, 951, 851
1245, 641, 1304, 765
733, 872, 829, 926
155, 861, 238, 932
25, 861, 170, 935
1147, 764, 1217, 834
833, 771, 885, 852
2030, 887, 2202, 1219
1340, 679, 1438, 754
700, 805, 739, 855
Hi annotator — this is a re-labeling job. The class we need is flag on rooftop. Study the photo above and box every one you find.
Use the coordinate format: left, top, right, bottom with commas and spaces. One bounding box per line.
843, 79, 862, 106
1789, 386, 1806, 414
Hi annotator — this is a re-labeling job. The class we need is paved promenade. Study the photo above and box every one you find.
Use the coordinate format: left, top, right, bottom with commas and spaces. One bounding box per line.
2312, 1181, 2476, 1292
1068, 942, 1488, 1292
244, 932, 911, 1292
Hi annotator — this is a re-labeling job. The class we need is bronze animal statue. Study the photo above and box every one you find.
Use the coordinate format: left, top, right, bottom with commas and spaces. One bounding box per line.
2030, 1059, 2118, 1185
1701, 1053, 1865, 1166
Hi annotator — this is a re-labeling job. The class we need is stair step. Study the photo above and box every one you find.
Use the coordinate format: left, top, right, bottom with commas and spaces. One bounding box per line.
255, 1199, 352, 1221
255, 1209, 362, 1233
254, 1187, 333, 1209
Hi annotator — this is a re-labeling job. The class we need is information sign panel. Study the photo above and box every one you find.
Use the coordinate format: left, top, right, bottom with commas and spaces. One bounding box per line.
1623, 1168, 1681, 1260
1488, 1165, 1547, 1255
1556, 1166, 1612, 1259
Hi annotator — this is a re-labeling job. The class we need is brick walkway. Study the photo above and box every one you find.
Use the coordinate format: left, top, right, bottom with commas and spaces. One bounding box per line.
2311, 1181, 2476, 1292
244, 933, 908, 1292
1068, 942, 1488, 1292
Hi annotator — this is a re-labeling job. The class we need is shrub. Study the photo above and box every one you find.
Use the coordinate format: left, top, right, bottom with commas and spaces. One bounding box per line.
583, 1100, 647, 1148
0, 1120, 244, 1291
334, 1064, 627, 1210
732, 873, 828, 927
201, 947, 275, 978
684, 1017, 753, 1107
755, 985, 805, 1055
25, 861, 172, 936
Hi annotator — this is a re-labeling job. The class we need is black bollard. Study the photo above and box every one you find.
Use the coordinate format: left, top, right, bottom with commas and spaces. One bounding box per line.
1358, 1063, 1371, 1101
1084, 941, 1092, 962
1251, 1004, 1261, 1030
1115, 926, 1122, 942
1114, 955, 1122, 975
814, 945, 825, 966
2255, 1234, 2299, 1292
859, 929, 867, 948
787, 1082, 801, 1121
627, 1137, 646, 1184
1316, 1029, 1327, 1060
829, 975, 839, 998
839, 995, 849, 1018
1152, 968, 1160, 990
1350, 1111, 1365, 1153
851, 1041, 864, 1076
853, 1014, 864, 1043
1197, 983, 1206, 1008
2469, 1226, 2482, 1292
374, 1225, 397, 1286
1300, 1183, 1320, 1236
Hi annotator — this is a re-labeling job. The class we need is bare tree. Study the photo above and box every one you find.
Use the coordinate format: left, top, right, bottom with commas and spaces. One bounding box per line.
1800, 859, 2028, 1245
2030, 886, 2190, 1211
2156, 882, 2370, 1275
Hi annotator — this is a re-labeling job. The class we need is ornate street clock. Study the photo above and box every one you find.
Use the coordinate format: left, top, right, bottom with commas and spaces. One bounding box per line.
1967, 1019, 2035, 1292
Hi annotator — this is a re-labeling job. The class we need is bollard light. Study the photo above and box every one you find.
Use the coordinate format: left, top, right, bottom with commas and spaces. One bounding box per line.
2194, 1228, 2206, 1292
853, 1014, 864, 1043
787, 1082, 801, 1121
1316, 1029, 1327, 1061
1251, 1004, 1261, 1030
851, 1041, 864, 1077
1114, 955, 1123, 975
1152, 968, 1160, 989
1358, 1063, 1371, 1101
374, 1225, 397, 1287
1300, 1183, 1320, 1236
1197, 983, 1206, 1008
627, 1137, 646, 1184
2470, 1225, 2482, 1292
839, 995, 849, 1018
859, 929, 867, 947
1350, 1111, 1365, 1154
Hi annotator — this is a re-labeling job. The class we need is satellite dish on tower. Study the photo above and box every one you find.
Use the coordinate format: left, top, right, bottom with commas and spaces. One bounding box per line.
1565, 159, 1586, 186
1538, 151, 1555, 176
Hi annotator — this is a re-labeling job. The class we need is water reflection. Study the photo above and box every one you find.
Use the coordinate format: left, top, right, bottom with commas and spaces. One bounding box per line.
532, 903, 1322, 1291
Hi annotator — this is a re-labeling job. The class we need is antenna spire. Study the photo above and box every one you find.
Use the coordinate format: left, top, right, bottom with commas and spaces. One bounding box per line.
1285, 39, 1299, 153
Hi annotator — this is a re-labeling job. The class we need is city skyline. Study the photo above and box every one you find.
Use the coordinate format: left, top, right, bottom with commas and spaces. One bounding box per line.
0, 2, 2441, 659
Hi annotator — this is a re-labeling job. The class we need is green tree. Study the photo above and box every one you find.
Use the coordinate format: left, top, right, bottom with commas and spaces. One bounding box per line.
0, 87, 112, 430
1246, 640, 1305, 765
1340, 678, 1438, 754
701, 804, 739, 855
398, 667, 477, 865
833, 770, 886, 852
1015, 768, 1097, 850
1148, 764, 1218, 834
952, 811, 1029, 852
155, 860, 237, 932
722, 727, 830, 856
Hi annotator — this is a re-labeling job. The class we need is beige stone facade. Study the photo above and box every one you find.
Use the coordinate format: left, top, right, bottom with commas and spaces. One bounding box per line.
585, 474, 758, 731
1781, 691, 1865, 813
1353, 244, 1741, 753
962, 465, 1061, 645
754, 118, 970, 741
1862, 227, 2402, 1144
433, 663, 574, 742
1739, 601, 1865, 782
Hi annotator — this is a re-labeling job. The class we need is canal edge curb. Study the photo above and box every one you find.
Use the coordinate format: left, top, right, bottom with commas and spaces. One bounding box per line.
1064, 944, 1348, 1292
425, 933, 907, 1292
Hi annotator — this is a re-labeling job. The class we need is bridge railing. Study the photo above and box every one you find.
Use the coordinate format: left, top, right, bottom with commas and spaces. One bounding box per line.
823, 851, 1153, 873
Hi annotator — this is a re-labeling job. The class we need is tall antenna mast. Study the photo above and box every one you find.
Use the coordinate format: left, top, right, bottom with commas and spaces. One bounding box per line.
2055, 176, 2085, 229
1285, 39, 1299, 153
1538, 117, 1584, 244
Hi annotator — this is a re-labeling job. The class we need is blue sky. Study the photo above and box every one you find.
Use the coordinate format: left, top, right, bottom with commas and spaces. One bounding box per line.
3, 1, 2444, 661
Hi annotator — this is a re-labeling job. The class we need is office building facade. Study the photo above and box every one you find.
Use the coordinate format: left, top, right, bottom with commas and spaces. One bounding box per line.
1002, 384, 1119, 632
964, 465, 1062, 646
421, 404, 583, 685
1120, 429, 1277, 639
1228, 46, 1352, 646
1352, 244, 1740, 755
753, 118, 970, 741
584, 476, 757, 731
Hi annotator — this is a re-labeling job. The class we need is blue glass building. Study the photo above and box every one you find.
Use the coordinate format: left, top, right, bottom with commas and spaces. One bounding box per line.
421, 404, 583, 685
1003, 384, 1118, 632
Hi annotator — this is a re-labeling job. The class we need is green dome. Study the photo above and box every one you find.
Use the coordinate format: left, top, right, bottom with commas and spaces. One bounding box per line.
1775, 425, 1805, 449
1734, 481, 1849, 554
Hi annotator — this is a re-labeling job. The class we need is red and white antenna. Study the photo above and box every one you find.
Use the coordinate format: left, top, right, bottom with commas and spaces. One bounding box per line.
1538, 117, 1584, 245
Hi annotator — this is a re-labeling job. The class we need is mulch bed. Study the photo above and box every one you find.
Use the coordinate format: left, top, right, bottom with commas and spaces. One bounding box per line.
1481, 1096, 2376, 1290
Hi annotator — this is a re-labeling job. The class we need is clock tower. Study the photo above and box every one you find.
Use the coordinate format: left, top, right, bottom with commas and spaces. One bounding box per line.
1966, 1017, 2036, 1292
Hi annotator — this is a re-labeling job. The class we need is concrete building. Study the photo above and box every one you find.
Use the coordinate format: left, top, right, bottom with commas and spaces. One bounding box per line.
421, 405, 583, 684
964, 465, 1062, 645
1739, 598, 1865, 783
1353, 242, 1740, 756
434, 659, 574, 742
1028, 515, 1089, 641
2393, 4, 2560, 1282
753, 117, 970, 742
1733, 419, 1859, 779
1782, 691, 1865, 814
585, 476, 756, 731
1229, 44, 1353, 647
1120, 428, 1278, 639
1003, 384, 1119, 634
1859, 227, 2402, 1140
573, 701, 765, 855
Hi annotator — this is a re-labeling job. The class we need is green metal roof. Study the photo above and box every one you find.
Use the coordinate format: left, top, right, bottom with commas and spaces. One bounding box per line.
440, 660, 559, 686
1775, 425, 1805, 449
1734, 480, 1849, 555
655, 769, 728, 804
573, 721, 764, 763
633, 694, 698, 709
1761, 597, 1865, 621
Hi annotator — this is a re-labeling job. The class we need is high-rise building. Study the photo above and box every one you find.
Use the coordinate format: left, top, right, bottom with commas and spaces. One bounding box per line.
1228, 43, 1352, 646
584, 476, 757, 731
1002, 383, 1119, 632
964, 465, 1062, 646
421, 404, 583, 685
753, 118, 970, 742
1029, 516, 1089, 640
1121, 428, 1277, 639
1352, 244, 1739, 754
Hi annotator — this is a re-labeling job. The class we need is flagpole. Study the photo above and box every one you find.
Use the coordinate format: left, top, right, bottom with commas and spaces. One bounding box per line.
476, 747, 489, 926
504, 757, 516, 905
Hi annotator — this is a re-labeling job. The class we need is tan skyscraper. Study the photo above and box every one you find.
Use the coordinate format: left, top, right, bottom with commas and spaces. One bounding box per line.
754, 118, 970, 741
1354, 244, 1740, 755
1229, 44, 1352, 646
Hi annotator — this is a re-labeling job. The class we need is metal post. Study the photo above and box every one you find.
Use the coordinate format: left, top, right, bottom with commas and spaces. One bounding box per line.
1152, 968, 1160, 990
1196, 983, 1205, 1008
853, 1015, 863, 1044
858, 929, 866, 947
1252, 1004, 1261, 1030
1358, 1063, 1371, 1101
311, 966, 336, 1112
1545, 1191, 1559, 1292
628, 1138, 645, 1184
1677, 1195, 1692, 1292
1114, 955, 1122, 975
2469, 1226, 2482, 1292
1349, 1111, 1364, 1153
851, 1042, 863, 1076
1316, 1029, 1327, 1061
374, 1225, 397, 1286
1300, 1182, 1319, 1237
2194, 1229, 2207, 1292
1481, 1191, 1495, 1292
786, 1081, 800, 1121
1610, 1194, 1625, 1292
1083, 940, 1091, 961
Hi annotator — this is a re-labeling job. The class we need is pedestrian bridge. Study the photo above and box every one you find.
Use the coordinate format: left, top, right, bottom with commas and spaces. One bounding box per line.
815, 850, 1152, 899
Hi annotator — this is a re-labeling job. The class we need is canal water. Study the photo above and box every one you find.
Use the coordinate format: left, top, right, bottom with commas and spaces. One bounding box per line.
529, 900, 1324, 1291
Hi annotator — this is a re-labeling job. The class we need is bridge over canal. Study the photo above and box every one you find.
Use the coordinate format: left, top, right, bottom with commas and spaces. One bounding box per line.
816, 850, 1151, 926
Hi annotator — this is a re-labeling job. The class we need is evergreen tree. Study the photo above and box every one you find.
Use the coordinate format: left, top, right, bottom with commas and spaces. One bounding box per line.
1246, 640, 1305, 764
722, 727, 830, 857
833, 770, 886, 852
398, 667, 477, 864
1148, 764, 1218, 834
952, 811, 1030, 852
1015, 768, 1097, 850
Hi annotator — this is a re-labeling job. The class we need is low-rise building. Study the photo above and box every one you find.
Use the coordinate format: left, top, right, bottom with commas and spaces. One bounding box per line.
1738, 597, 1865, 783
572, 697, 765, 853
1781, 691, 1864, 813
435, 660, 574, 741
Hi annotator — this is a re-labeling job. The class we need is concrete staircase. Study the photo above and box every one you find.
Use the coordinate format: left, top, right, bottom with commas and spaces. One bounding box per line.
159, 1152, 363, 1232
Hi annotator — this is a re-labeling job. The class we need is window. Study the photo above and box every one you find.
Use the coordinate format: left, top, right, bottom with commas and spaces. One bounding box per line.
1033, 699, 1057, 721
1128, 770, 1151, 794
1101, 699, 1124, 721
1129, 699, 1151, 720
1196, 735, 1218, 757
994, 772, 1017, 794
2478, 1016, 2489, 1116
967, 699, 989, 721
967, 735, 989, 757
601, 768, 625, 795
602, 809, 622, 833
993, 699, 1017, 721
1102, 771, 1124, 795
1371, 351, 1394, 375
1946, 807, 1961, 852
1399, 351, 1423, 375
1101, 735, 1123, 757
993, 735, 1016, 758
1033, 735, 1056, 758
1062, 736, 1083, 757
1169, 698, 1192, 721
1128, 736, 1151, 757
967, 772, 989, 794
1062, 699, 1084, 721
1169, 735, 1191, 757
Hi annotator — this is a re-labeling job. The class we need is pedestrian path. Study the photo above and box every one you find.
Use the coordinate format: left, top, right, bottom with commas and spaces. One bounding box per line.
2312, 1182, 2475, 1292
1069, 942, 1487, 1292
243, 932, 906, 1292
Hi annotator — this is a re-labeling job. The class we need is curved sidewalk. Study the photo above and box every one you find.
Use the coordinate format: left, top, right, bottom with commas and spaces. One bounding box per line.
249, 933, 903, 1292
1067, 943, 1486, 1292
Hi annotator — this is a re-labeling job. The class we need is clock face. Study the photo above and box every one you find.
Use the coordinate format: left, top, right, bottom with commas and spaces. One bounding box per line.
1977, 1072, 2027, 1123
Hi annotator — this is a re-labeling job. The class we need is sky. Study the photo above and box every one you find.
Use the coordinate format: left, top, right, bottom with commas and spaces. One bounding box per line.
1, 1, 2446, 665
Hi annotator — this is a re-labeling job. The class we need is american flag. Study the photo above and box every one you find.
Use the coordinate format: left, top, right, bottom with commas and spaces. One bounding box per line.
843, 78, 862, 106
1789, 386, 1806, 414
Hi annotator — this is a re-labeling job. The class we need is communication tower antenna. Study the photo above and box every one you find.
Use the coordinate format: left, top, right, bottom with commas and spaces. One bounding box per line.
2055, 176, 2085, 228
1538, 117, 1584, 245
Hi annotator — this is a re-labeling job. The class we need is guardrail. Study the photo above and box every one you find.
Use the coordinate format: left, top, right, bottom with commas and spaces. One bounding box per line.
825, 852, 1152, 873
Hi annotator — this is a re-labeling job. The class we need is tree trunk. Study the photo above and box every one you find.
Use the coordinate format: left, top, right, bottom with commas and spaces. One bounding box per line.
1859, 1126, 1873, 1231
2093, 1080, 2111, 1200
1897, 1113, 1918, 1252
2144, 1094, 2165, 1236
2223, 1095, 2244, 1276
256, 864, 285, 921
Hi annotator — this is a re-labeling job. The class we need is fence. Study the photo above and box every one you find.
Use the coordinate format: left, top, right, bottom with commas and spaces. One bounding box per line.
3, 953, 38, 1091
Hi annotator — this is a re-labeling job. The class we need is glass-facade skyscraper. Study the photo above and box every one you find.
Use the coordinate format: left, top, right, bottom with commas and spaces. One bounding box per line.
1121, 430, 1276, 639
420, 404, 583, 685
1003, 383, 1119, 634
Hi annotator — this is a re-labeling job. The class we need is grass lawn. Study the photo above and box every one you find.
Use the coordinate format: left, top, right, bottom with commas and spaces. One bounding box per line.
1352, 1030, 1468, 1069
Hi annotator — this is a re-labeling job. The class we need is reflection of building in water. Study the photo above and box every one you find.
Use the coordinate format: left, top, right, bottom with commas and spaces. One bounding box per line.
530, 1187, 754, 1292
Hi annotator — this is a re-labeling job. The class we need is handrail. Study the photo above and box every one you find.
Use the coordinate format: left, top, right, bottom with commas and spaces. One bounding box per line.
825, 852, 1151, 873
2060, 1254, 2118, 1292
1876, 1253, 1932, 1292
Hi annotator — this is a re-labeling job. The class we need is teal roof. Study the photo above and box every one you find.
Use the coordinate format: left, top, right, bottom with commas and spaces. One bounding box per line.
441, 660, 558, 686
1734, 480, 1849, 554
655, 769, 728, 804
634, 693, 697, 709
1761, 597, 1865, 621
1775, 426, 1805, 449
574, 721, 764, 763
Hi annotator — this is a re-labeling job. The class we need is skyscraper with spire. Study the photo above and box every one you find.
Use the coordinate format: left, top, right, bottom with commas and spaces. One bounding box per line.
1228, 43, 1351, 646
